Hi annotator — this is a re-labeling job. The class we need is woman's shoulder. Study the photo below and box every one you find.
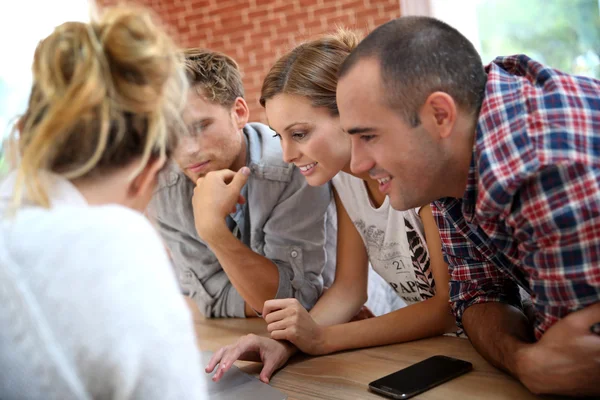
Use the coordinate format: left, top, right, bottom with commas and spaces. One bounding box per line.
68, 206, 167, 269
7, 203, 182, 324
79, 205, 157, 239
10, 204, 167, 276
1, 204, 200, 399
65, 205, 154, 244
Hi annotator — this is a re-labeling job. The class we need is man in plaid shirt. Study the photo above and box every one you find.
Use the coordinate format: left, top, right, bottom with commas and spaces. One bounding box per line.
337, 16, 600, 396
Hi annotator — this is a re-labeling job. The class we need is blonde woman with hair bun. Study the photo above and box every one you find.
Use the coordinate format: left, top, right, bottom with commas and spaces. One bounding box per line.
0, 7, 207, 399
207, 29, 460, 384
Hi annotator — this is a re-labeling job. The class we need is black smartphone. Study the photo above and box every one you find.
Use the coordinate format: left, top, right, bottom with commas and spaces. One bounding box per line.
368, 355, 473, 399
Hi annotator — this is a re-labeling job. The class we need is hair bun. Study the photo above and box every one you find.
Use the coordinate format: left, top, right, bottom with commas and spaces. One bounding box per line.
332, 27, 361, 52
95, 7, 180, 113
14, 5, 186, 208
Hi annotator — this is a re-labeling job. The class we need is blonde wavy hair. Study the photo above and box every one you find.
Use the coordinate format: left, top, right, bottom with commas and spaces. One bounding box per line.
12, 6, 187, 208
260, 28, 361, 115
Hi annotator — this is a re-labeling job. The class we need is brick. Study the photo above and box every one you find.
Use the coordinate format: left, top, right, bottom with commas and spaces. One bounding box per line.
207, 38, 226, 49
94, 0, 401, 122
241, 9, 250, 23
164, 4, 187, 14
248, 7, 269, 19
372, 17, 393, 29
188, 0, 210, 10
340, 0, 368, 11
210, 2, 248, 17
330, 14, 357, 29
366, 15, 375, 28
272, 2, 295, 15
303, 18, 324, 31
244, 40, 268, 55
271, 34, 293, 48
286, 9, 309, 23
246, 51, 257, 66
262, 38, 272, 51
243, 33, 254, 45
319, 15, 328, 28
185, 17, 217, 29
183, 9, 210, 22
213, 0, 250, 9
226, 28, 250, 42
234, 46, 245, 59
212, 23, 254, 39
220, 14, 245, 27
358, 6, 382, 18
276, 21, 304, 35
314, 3, 337, 15
241, 64, 266, 75
297, 0, 320, 10
383, 1, 400, 15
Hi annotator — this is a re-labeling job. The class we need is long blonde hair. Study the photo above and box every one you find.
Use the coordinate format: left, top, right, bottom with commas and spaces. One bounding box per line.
12, 6, 187, 208
260, 28, 361, 115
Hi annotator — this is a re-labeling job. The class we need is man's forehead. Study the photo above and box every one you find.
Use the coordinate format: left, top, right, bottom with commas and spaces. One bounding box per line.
342, 57, 381, 81
188, 87, 214, 107
186, 89, 228, 115
340, 59, 382, 95
339, 64, 385, 114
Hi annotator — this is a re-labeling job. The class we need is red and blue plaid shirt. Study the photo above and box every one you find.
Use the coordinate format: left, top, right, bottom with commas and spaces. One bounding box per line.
432, 55, 600, 340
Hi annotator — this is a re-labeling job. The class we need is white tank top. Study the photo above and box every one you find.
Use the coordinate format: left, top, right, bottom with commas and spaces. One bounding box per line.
332, 172, 435, 305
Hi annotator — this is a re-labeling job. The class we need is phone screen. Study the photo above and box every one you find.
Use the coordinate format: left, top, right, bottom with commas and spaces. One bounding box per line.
368, 355, 473, 399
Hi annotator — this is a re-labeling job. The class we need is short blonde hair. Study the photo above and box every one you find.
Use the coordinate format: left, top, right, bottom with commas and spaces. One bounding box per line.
13, 6, 187, 208
183, 48, 244, 107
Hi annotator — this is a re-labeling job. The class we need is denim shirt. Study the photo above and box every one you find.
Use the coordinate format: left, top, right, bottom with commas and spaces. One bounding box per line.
149, 123, 336, 318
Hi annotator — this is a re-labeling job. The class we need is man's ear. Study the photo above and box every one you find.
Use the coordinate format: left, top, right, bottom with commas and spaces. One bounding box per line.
128, 156, 166, 208
231, 97, 250, 129
419, 91, 457, 139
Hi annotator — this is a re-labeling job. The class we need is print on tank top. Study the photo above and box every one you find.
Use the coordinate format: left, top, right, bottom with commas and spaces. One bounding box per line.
405, 218, 435, 300
354, 218, 435, 305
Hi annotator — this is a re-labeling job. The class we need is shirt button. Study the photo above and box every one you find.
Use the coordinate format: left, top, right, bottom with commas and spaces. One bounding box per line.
290, 250, 298, 258
168, 172, 178, 185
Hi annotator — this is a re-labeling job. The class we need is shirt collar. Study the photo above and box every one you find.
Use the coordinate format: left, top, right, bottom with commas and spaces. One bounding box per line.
459, 55, 534, 223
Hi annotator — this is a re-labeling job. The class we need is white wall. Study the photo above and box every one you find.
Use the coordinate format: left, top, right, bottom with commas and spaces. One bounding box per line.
0, 0, 91, 142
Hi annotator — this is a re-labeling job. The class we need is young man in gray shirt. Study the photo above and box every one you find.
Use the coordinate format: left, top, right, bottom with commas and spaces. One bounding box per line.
149, 49, 336, 318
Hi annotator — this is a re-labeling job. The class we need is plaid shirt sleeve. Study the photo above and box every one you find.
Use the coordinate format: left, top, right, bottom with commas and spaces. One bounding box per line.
507, 162, 600, 339
431, 201, 522, 330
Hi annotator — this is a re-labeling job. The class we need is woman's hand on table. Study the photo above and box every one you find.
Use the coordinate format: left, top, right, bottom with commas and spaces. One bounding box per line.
205, 334, 296, 384
263, 298, 329, 355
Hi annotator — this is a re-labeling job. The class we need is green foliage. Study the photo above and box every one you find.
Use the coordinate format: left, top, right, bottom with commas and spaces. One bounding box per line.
476, 0, 600, 78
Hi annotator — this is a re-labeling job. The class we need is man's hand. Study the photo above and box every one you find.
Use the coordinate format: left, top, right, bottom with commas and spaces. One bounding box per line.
263, 298, 328, 355
192, 167, 250, 240
516, 302, 600, 396
205, 334, 295, 384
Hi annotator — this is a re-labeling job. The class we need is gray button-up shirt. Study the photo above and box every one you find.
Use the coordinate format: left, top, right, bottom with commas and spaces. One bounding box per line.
149, 123, 336, 318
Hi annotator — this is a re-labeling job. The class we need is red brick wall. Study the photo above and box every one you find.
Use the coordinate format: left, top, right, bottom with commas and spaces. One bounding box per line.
96, 0, 401, 121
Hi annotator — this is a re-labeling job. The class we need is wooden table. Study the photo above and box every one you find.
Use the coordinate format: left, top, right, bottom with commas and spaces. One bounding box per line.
187, 300, 561, 400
